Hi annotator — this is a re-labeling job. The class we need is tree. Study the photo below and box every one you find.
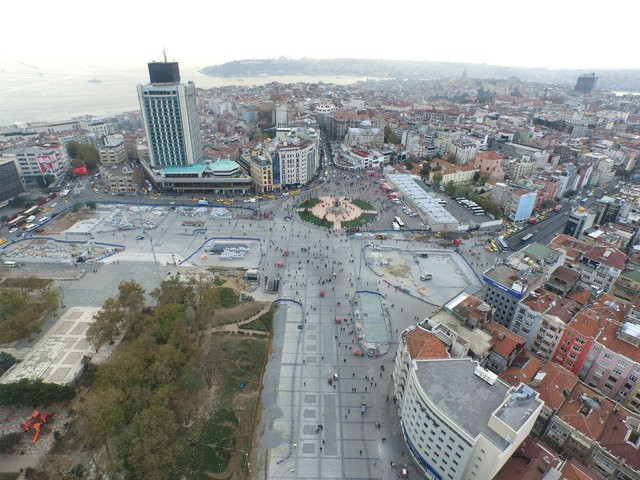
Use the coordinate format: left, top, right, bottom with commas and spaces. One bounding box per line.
420, 162, 431, 177
404, 160, 414, 171
432, 173, 444, 185
0, 432, 22, 453
479, 175, 488, 186
445, 153, 457, 164
67, 141, 100, 173
444, 181, 457, 195
473, 171, 481, 184
384, 126, 399, 145
86, 298, 123, 350
121, 405, 183, 480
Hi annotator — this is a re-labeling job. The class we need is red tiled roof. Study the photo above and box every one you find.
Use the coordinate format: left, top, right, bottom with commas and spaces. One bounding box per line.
583, 246, 628, 270
597, 408, 640, 471
595, 318, 640, 363
522, 288, 559, 313
568, 309, 603, 339
500, 353, 544, 387
475, 151, 503, 161
561, 459, 603, 480
483, 321, 526, 358
549, 265, 581, 284
494, 436, 564, 480
568, 286, 593, 306
546, 298, 582, 324
556, 383, 615, 441
405, 327, 450, 360
589, 293, 631, 324
529, 362, 578, 410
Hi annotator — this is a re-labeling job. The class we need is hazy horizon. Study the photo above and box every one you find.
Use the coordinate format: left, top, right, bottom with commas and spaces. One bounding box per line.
2, 0, 639, 71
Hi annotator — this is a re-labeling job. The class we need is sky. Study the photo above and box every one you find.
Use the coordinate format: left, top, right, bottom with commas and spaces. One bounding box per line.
2, 0, 639, 71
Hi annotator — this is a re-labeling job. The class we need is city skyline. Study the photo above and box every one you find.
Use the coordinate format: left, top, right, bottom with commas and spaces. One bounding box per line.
2, 0, 639, 70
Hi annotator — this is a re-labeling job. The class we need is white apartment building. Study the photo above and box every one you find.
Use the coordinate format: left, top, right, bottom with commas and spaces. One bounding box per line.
99, 134, 128, 165
274, 138, 319, 186
451, 139, 478, 165
400, 358, 543, 480
0, 145, 69, 185
336, 145, 386, 170
577, 246, 627, 293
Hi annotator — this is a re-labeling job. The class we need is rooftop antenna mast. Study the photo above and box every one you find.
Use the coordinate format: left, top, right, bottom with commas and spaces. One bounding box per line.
163, 47, 167, 63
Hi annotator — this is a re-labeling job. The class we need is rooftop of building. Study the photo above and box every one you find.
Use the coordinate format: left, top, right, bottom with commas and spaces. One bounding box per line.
445, 292, 493, 325
162, 163, 210, 175
548, 234, 590, 260
619, 264, 640, 283
597, 408, 640, 472
568, 309, 604, 340
529, 362, 578, 410
560, 459, 603, 480
386, 174, 458, 225
427, 310, 493, 358
589, 293, 630, 324
567, 285, 593, 306
521, 288, 559, 313
548, 265, 581, 284
521, 242, 557, 263
545, 297, 582, 324
403, 326, 450, 360
473, 150, 503, 161
582, 246, 627, 270
483, 263, 538, 296
556, 382, 615, 441
414, 358, 542, 451
594, 316, 640, 363
500, 352, 544, 387
483, 321, 526, 358
494, 436, 564, 480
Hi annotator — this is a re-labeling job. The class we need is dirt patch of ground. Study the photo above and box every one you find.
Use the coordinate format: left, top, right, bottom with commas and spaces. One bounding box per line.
49, 209, 93, 232
385, 263, 411, 278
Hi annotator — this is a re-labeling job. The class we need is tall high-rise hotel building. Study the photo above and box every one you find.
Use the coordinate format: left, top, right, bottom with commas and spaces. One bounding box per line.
137, 61, 203, 168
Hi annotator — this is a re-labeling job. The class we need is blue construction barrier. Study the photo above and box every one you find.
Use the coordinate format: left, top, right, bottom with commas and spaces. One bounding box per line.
454, 249, 483, 285
271, 298, 303, 308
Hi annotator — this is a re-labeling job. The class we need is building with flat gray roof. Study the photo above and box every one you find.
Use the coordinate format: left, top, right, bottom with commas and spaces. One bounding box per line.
482, 263, 542, 329
400, 358, 543, 480
385, 173, 459, 232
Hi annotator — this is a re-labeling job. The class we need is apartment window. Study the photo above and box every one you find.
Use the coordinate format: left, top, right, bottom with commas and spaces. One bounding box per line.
604, 353, 613, 360
618, 360, 627, 368
613, 368, 624, 376
604, 383, 614, 390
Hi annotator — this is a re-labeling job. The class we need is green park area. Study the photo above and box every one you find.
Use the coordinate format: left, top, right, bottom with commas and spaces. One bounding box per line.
10, 274, 271, 480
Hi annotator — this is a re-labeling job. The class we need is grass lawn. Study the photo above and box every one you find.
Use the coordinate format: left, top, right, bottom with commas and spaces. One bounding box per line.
239, 309, 273, 332
350, 198, 375, 210
1, 277, 52, 290
0, 474, 19, 480
183, 335, 267, 479
216, 287, 239, 308
299, 210, 332, 228
298, 197, 321, 209
341, 212, 377, 228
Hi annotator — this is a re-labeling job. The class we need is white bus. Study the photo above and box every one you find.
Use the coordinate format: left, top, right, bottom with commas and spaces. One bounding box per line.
394, 216, 406, 229
521, 233, 534, 243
